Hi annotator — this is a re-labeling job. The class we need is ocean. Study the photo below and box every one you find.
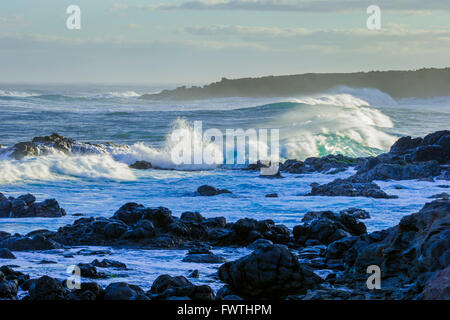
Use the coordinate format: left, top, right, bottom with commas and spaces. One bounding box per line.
0, 83, 449, 292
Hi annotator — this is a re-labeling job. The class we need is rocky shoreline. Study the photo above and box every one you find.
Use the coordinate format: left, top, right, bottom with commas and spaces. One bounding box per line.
0, 199, 448, 300
0, 130, 449, 300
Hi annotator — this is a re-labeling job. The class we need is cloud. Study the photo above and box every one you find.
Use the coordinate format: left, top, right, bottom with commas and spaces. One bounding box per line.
0, 14, 29, 26
147, 0, 450, 13
108, 3, 129, 12
182, 24, 450, 52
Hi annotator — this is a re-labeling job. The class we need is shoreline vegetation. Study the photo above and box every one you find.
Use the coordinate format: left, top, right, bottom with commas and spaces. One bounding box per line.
0, 130, 449, 300
140, 67, 450, 101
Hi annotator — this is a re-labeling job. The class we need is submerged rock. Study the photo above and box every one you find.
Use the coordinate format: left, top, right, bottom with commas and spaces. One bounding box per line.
197, 185, 232, 196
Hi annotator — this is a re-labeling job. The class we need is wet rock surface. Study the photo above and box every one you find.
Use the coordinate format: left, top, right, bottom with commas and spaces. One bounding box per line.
0, 192, 66, 218
218, 244, 324, 299
306, 178, 397, 199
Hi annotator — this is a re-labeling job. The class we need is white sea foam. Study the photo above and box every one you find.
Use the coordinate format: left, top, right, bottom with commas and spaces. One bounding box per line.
0, 152, 136, 184
0, 89, 38, 98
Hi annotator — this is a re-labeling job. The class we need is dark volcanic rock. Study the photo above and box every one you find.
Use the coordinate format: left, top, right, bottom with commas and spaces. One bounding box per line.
218, 244, 323, 299
197, 185, 232, 196
356, 161, 441, 182
280, 154, 360, 174
104, 282, 149, 300
0, 248, 16, 259
307, 178, 397, 199
330, 199, 449, 299
91, 259, 127, 269
129, 161, 152, 170
182, 252, 226, 263
421, 267, 450, 300
0, 193, 66, 218
339, 208, 371, 219
0, 272, 18, 299
0, 235, 61, 251
28, 275, 66, 300
149, 274, 214, 300
77, 263, 108, 279
293, 210, 367, 245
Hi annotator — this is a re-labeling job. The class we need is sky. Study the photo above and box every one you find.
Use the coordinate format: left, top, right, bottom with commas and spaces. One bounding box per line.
0, 0, 449, 85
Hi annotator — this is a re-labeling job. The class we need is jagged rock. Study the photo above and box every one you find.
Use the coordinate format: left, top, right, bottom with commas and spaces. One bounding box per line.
149, 274, 214, 300
28, 275, 66, 300
330, 200, 449, 299
281, 155, 360, 174
218, 244, 323, 299
0, 235, 61, 251
421, 267, 450, 300
307, 178, 397, 199
356, 161, 441, 182
429, 192, 449, 199
77, 263, 108, 279
0, 248, 16, 259
0, 273, 18, 299
340, 208, 371, 219
0, 193, 66, 218
91, 259, 127, 269
104, 282, 149, 300
293, 211, 366, 245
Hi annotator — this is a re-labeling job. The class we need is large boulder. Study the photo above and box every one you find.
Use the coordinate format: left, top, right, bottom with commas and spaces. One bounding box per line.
218, 244, 323, 299
28, 275, 66, 300
294, 211, 367, 245
104, 282, 149, 300
0, 273, 18, 299
149, 274, 215, 300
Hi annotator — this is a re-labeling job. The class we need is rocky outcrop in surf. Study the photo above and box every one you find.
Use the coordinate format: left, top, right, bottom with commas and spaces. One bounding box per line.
1, 133, 130, 160
326, 199, 450, 299
0, 192, 66, 218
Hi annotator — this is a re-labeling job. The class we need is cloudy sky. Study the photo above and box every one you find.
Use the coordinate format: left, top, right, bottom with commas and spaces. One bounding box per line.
1, 0, 449, 84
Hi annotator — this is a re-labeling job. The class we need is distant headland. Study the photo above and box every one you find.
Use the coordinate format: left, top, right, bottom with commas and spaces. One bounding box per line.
141, 67, 450, 101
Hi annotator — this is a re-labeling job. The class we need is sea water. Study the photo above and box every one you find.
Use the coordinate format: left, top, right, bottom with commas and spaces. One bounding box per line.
0, 84, 449, 289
